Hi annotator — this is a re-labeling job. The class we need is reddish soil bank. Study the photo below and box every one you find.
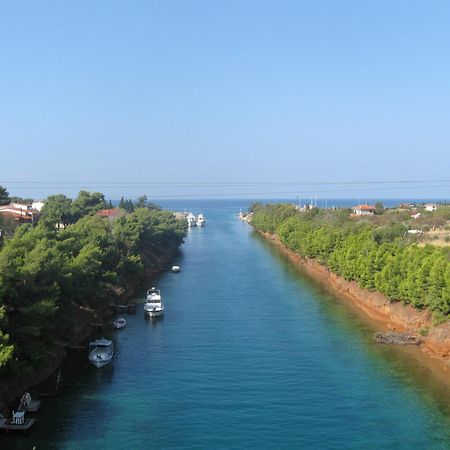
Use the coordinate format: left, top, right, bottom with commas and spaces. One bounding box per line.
261, 232, 450, 372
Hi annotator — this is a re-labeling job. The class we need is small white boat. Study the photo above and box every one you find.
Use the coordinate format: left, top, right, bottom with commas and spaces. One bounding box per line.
171, 265, 181, 273
113, 317, 127, 329
196, 213, 206, 227
144, 287, 164, 318
89, 338, 114, 368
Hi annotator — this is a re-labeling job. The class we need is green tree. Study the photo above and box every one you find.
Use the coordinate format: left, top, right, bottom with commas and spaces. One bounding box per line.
40, 194, 73, 229
0, 186, 10, 205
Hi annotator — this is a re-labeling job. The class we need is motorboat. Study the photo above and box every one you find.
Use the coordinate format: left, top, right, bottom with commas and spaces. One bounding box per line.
186, 212, 197, 228
113, 317, 127, 329
171, 265, 181, 273
144, 287, 164, 318
88, 338, 114, 368
196, 214, 206, 227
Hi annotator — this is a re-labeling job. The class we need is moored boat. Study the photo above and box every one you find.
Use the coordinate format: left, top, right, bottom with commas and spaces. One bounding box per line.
171, 265, 181, 273
113, 317, 127, 329
186, 212, 197, 228
88, 338, 114, 368
196, 213, 206, 227
144, 287, 164, 318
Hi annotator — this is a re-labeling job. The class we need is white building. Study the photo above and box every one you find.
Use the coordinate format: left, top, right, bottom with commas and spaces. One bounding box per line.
352, 204, 376, 216
32, 201, 45, 211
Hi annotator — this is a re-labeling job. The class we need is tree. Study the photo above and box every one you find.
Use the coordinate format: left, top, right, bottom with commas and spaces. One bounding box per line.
40, 194, 73, 229
0, 186, 10, 205
71, 191, 106, 221
0, 307, 13, 369
135, 195, 148, 208
375, 202, 384, 215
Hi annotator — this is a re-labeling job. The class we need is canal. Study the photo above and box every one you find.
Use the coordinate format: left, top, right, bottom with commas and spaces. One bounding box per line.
3, 200, 450, 449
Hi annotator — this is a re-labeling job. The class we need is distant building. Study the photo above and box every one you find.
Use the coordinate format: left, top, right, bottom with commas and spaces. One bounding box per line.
411, 212, 421, 219
0, 204, 36, 223
352, 204, 376, 216
32, 201, 45, 211
95, 208, 125, 220
425, 204, 437, 212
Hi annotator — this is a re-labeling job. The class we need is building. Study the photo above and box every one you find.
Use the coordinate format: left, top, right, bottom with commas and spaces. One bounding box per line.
95, 208, 125, 220
352, 204, 376, 216
425, 204, 437, 212
31, 201, 45, 211
0, 204, 35, 223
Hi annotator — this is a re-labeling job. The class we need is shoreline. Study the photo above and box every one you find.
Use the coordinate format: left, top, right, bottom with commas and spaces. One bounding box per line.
0, 248, 180, 417
257, 230, 450, 381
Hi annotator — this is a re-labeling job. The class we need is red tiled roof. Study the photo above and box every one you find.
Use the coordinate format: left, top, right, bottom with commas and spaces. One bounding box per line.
95, 208, 123, 218
352, 204, 376, 210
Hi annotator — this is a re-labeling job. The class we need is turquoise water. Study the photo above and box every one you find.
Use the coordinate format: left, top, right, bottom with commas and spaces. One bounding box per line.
3, 200, 450, 449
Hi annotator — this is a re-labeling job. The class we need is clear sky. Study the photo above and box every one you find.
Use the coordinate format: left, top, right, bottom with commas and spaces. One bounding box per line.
1, 0, 450, 200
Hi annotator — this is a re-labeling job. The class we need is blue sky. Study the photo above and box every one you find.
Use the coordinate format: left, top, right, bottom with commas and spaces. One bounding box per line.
1, 0, 450, 200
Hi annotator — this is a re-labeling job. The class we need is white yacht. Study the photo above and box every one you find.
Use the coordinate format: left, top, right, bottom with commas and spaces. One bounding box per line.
186, 212, 197, 228
171, 265, 181, 273
196, 213, 206, 227
144, 287, 164, 318
89, 338, 114, 368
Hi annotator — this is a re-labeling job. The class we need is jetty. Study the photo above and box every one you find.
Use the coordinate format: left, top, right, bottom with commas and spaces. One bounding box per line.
0, 416, 36, 432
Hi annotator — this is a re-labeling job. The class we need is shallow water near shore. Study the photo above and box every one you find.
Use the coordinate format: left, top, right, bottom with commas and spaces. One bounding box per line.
3, 200, 450, 449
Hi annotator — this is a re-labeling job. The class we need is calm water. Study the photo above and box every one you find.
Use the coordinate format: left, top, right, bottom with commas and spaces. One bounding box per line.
3, 200, 450, 449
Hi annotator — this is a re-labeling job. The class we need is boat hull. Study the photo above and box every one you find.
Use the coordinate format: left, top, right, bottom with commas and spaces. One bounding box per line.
144, 308, 164, 318
113, 318, 127, 329
89, 348, 113, 368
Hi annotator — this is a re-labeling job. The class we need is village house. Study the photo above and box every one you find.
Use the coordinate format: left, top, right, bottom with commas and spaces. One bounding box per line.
425, 204, 437, 212
351, 204, 376, 216
95, 208, 125, 220
0, 204, 39, 223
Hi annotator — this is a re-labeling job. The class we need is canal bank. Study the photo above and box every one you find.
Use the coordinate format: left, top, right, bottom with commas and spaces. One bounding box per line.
256, 230, 450, 385
2, 200, 450, 449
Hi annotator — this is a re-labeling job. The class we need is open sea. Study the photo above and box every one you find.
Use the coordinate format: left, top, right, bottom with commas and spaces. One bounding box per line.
3, 199, 450, 449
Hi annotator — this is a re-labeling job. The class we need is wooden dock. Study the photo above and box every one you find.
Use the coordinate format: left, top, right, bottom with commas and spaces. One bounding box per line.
19, 400, 41, 412
0, 417, 36, 432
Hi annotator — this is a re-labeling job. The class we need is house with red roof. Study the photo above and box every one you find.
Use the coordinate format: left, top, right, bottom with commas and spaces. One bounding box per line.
95, 208, 125, 220
352, 204, 376, 216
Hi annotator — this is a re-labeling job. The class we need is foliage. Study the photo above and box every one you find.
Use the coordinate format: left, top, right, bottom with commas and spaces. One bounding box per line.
0, 186, 10, 206
252, 204, 450, 319
0, 197, 186, 376
40, 191, 106, 229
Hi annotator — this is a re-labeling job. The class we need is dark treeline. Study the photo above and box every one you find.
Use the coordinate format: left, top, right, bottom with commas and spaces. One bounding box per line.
0, 190, 186, 377
251, 203, 450, 322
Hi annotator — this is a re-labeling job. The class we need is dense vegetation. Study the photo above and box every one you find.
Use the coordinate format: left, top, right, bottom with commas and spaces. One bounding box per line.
0, 190, 186, 377
251, 203, 450, 321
